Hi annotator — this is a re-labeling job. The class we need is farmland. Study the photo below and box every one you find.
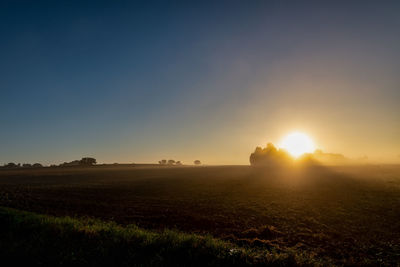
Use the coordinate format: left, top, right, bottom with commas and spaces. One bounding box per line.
0, 164, 400, 266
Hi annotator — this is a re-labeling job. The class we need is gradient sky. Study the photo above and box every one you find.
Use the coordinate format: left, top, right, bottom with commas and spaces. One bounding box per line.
1, 1, 399, 165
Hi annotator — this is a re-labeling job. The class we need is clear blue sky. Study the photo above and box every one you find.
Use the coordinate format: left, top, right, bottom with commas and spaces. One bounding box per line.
1, 1, 399, 164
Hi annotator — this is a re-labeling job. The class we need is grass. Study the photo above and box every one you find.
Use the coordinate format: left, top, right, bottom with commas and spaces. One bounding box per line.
0, 206, 320, 266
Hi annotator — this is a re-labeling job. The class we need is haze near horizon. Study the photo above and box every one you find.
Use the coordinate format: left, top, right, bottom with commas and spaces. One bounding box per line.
1, 1, 399, 165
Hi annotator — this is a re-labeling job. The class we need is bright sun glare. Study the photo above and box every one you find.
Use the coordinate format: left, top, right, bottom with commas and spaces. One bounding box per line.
279, 132, 315, 158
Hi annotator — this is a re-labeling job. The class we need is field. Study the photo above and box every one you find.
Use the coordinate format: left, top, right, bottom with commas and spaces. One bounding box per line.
1, 165, 400, 266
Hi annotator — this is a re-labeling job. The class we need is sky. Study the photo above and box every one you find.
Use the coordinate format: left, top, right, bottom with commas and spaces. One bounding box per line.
0, 1, 399, 165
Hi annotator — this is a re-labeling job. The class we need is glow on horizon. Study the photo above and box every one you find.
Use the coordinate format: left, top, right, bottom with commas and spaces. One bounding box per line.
279, 132, 316, 158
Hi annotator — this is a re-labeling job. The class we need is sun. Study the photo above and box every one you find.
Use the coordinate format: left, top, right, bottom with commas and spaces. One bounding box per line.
279, 132, 315, 158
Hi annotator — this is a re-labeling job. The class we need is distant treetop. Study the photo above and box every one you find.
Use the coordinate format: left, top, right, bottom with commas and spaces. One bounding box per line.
158, 159, 183, 166
80, 157, 97, 166
249, 143, 291, 166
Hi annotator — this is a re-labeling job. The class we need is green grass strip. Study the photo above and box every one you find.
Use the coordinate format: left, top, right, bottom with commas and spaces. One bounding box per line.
0, 206, 320, 266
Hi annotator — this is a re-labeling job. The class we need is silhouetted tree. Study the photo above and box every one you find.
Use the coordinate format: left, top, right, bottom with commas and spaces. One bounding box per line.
79, 158, 96, 166
32, 163, 43, 168
249, 143, 291, 166
60, 160, 80, 167
4, 163, 18, 168
306, 149, 347, 164
194, 160, 201, 165
175, 161, 182, 166
168, 159, 175, 165
159, 159, 167, 165
22, 163, 32, 168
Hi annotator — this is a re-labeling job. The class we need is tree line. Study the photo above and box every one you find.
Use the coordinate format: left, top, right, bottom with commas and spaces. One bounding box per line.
0, 162, 44, 169
158, 160, 201, 166
1, 157, 97, 169
1, 157, 202, 169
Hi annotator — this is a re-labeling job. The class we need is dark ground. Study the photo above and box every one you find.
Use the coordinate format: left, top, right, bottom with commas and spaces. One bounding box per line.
0, 164, 399, 265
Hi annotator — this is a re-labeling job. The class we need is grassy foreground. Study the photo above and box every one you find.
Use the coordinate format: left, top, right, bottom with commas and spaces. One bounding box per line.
0, 207, 319, 267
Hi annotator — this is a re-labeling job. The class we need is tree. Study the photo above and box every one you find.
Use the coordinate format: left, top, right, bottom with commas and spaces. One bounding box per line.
159, 159, 167, 165
175, 161, 182, 166
249, 143, 291, 166
22, 163, 32, 168
194, 160, 201, 165
168, 159, 175, 165
32, 163, 43, 168
79, 157, 97, 166
4, 163, 18, 168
